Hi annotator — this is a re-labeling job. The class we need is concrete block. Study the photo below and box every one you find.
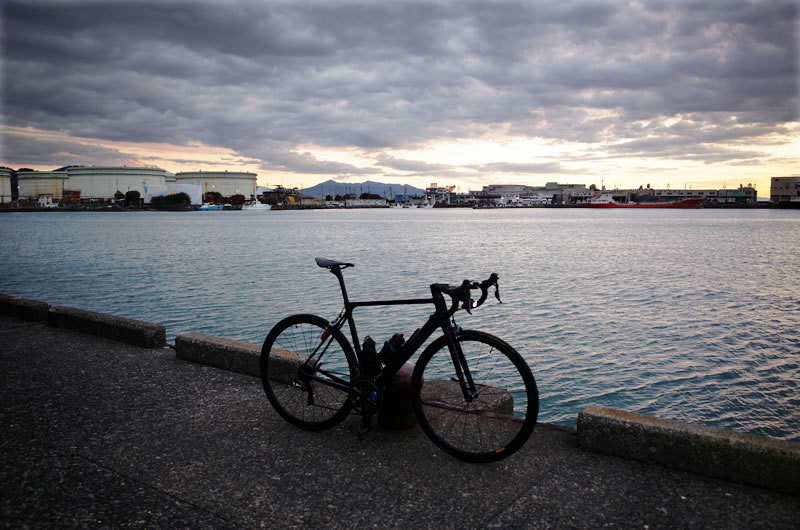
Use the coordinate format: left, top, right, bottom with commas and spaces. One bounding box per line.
577, 405, 800, 495
48, 306, 166, 348
175, 333, 261, 377
0, 294, 51, 322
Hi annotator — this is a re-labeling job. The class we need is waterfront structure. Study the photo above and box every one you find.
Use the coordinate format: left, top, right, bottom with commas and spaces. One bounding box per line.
34, 195, 58, 208
472, 182, 587, 205
66, 166, 168, 200
175, 171, 257, 198
571, 184, 757, 205
425, 183, 457, 205
345, 198, 387, 208
0, 168, 11, 203
16, 170, 69, 200
770, 176, 800, 202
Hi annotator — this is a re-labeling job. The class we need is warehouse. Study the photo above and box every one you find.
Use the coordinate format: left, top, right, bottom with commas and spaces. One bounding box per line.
16, 170, 69, 200
174, 170, 257, 198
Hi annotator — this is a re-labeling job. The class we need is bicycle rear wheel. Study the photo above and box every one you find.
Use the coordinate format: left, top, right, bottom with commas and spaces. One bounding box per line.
261, 314, 354, 430
411, 330, 538, 462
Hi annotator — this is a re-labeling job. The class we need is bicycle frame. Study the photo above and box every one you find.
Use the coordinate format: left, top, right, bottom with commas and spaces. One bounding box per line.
322, 266, 478, 400
262, 260, 536, 462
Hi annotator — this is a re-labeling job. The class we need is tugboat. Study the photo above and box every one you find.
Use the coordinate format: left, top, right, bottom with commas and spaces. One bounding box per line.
582, 194, 703, 208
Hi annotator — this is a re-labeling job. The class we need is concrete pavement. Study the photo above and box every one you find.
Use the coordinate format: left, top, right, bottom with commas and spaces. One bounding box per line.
1, 315, 798, 528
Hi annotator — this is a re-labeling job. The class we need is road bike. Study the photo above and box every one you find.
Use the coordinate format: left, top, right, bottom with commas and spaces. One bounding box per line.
260, 258, 539, 463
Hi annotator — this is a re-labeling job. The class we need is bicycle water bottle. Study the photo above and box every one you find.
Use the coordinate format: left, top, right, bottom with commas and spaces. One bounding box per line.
379, 333, 405, 362
360, 336, 381, 376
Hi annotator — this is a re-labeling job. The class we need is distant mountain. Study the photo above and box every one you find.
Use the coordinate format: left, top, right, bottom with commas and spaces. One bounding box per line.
300, 179, 426, 199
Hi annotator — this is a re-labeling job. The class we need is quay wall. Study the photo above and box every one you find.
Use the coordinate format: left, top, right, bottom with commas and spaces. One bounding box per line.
1, 292, 798, 495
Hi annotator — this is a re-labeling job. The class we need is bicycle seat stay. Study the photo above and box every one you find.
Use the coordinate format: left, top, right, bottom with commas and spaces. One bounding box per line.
315, 257, 354, 269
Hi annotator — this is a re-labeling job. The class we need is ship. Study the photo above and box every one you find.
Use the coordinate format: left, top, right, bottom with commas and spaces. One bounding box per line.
582, 194, 703, 209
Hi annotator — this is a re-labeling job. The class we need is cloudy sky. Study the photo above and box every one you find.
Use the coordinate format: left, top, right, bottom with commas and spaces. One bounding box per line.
2, 0, 797, 192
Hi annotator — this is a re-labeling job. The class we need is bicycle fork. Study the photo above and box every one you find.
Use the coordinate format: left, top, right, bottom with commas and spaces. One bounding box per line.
443, 320, 478, 402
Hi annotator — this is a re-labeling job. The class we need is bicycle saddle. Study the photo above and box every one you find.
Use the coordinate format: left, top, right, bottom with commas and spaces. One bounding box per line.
315, 257, 354, 269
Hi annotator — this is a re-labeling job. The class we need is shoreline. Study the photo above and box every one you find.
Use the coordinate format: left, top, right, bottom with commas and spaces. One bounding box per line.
0, 202, 783, 213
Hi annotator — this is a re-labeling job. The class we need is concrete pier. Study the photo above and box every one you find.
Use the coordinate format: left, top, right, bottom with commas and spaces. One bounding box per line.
1, 301, 798, 527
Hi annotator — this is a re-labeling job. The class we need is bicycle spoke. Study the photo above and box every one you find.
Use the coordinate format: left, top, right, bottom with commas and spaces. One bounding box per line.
413, 330, 538, 462
261, 315, 353, 430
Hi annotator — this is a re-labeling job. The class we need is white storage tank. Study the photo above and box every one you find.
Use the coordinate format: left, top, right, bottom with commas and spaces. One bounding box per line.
66, 166, 167, 200
16, 170, 69, 200
0, 168, 12, 203
174, 170, 257, 198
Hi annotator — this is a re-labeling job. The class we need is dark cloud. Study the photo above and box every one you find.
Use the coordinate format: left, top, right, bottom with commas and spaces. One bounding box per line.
1, 0, 797, 177
0, 129, 137, 167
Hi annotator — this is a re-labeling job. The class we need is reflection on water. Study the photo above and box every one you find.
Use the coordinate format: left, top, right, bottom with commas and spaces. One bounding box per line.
1, 208, 798, 440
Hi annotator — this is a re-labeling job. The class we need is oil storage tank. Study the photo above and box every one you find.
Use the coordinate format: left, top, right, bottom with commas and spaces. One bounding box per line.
66, 166, 168, 200
16, 170, 69, 200
0, 168, 12, 203
175, 170, 257, 198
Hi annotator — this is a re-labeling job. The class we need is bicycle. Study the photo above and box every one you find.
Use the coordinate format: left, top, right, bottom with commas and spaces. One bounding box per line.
260, 257, 539, 463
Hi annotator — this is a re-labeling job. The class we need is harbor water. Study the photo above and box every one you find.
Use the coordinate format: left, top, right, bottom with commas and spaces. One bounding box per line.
1, 208, 798, 440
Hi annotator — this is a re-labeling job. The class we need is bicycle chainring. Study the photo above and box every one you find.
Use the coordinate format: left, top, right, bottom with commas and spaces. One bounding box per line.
350, 376, 382, 415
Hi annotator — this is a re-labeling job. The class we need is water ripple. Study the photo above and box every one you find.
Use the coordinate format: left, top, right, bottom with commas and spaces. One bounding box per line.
1, 209, 798, 440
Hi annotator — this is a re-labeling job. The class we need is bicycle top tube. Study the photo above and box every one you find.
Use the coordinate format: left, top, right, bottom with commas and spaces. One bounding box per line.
315, 257, 500, 317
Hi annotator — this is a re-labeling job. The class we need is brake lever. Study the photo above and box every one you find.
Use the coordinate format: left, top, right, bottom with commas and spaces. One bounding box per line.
494, 282, 502, 303
462, 290, 473, 314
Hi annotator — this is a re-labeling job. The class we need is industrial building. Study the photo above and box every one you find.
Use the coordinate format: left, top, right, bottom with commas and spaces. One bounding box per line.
9, 166, 254, 206
770, 176, 800, 202
16, 170, 69, 200
464, 182, 759, 206
0, 168, 11, 203
472, 182, 588, 205
571, 184, 757, 205
175, 171, 257, 198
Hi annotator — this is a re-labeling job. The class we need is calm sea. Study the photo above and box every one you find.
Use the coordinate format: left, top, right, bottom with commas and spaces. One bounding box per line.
1, 208, 798, 440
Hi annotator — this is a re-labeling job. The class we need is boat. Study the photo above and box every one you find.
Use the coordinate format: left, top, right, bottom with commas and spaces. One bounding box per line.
582, 194, 703, 209
197, 203, 223, 211
243, 199, 271, 211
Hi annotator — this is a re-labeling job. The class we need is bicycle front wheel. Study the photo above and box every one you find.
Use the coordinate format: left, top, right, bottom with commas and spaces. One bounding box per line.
261, 314, 355, 430
411, 330, 538, 462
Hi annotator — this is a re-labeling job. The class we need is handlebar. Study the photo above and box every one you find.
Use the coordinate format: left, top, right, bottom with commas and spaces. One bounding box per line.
431, 273, 501, 317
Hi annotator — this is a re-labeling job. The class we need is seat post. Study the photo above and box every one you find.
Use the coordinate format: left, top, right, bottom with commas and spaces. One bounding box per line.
330, 266, 350, 305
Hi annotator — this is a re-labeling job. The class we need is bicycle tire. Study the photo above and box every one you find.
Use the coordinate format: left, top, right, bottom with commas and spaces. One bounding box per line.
411, 330, 538, 462
261, 314, 355, 430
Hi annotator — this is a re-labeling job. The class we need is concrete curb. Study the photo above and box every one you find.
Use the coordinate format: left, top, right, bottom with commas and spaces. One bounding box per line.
175, 332, 261, 377
0, 294, 51, 322
47, 306, 166, 348
577, 405, 800, 495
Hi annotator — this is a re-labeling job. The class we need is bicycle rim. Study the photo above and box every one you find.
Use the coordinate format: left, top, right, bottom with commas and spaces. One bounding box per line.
412, 330, 538, 462
261, 314, 354, 430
